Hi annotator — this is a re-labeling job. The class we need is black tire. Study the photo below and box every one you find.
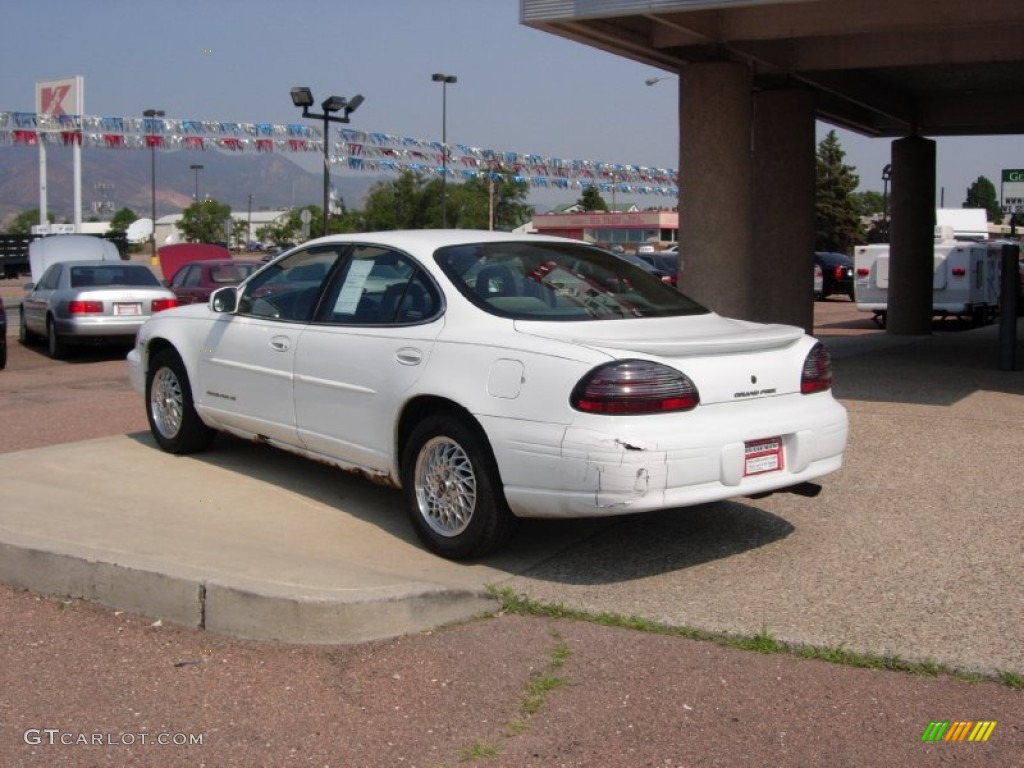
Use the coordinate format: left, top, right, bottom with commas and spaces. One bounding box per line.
401, 412, 518, 559
18, 308, 36, 346
46, 316, 67, 359
145, 348, 215, 454
0, 336, 6, 370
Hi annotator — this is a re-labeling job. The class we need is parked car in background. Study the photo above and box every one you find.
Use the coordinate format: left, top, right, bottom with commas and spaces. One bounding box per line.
28, 234, 122, 283
21, 261, 178, 358
129, 231, 847, 560
613, 251, 677, 287
0, 297, 7, 370
156, 243, 232, 283
167, 259, 260, 305
636, 252, 680, 286
813, 251, 855, 300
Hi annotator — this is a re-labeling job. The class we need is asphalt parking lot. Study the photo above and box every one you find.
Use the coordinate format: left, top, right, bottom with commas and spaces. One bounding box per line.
0, 288, 1021, 766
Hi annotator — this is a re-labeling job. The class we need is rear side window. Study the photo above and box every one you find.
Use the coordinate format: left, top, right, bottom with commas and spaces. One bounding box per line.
315, 245, 440, 326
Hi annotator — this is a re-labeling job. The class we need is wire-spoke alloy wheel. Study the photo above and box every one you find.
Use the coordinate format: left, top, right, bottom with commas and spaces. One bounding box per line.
414, 436, 477, 538
402, 412, 518, 559
145, 349, 214, 454
150, 365, 184, 441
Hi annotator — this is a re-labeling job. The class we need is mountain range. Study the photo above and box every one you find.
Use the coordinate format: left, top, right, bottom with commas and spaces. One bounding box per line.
0, 145, 378, 228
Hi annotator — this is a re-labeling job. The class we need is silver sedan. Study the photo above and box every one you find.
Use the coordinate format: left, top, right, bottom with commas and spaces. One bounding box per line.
21, 260, 179, 358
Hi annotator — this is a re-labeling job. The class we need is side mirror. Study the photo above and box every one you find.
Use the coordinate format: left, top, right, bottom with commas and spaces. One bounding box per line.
210, 286, 238, 313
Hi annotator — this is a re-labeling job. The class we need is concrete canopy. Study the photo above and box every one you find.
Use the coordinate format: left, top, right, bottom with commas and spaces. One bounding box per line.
520, 0, 1024, 138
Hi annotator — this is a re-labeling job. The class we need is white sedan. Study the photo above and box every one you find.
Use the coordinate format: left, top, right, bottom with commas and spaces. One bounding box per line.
128, 231, 848, 559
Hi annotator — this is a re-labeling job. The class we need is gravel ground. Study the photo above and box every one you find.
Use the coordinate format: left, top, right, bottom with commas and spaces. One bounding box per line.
1, 586, 1020, 768
1, 296, 1021, 766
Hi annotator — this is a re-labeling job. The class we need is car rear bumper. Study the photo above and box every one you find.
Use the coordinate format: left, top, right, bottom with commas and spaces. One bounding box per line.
54, 316, 148, 339
482, 394, 849, 519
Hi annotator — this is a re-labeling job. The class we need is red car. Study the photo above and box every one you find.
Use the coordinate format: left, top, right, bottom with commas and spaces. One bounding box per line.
166, 259, 260, 305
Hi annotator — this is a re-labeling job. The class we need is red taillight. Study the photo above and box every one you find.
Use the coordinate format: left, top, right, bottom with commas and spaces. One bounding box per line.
951, 267, 966, 277
151, 298, 179, 313
68, 300, 103, 314
856, 267, 870, 277
801, 342, 832, 394
571, 360, 700, 414
834, 266, 844, 280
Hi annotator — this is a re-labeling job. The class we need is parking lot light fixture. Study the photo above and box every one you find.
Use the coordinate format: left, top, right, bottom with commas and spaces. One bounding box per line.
290, 86, 365, 236
143, 108, 165, 256
190, 164, 204, 202
431, 73, 457, 228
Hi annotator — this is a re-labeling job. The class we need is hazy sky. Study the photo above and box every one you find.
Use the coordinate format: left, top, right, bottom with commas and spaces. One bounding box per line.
2, 0, 1020, 207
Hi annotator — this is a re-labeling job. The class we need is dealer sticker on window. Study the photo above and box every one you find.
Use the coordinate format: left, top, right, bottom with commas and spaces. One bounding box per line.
744, 437, 784, 476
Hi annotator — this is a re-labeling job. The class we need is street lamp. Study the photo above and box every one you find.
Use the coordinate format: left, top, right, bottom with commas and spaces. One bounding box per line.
290, 86, 365, 236
190, 164, 204, 201
881, 164, 893, 238
645, 75, 676, 86
143, 108, 164, 256
431, 72, 457, 227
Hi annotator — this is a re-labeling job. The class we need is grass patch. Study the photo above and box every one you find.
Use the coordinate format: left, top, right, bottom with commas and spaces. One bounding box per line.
522, 674, 568, 715
489, 586, 1019, 689
459, 742, 499, 761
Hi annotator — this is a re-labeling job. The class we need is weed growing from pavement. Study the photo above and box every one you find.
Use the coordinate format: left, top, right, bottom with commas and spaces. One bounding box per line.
489, 587, 1021, 689
459, 742, 500, 760
998, 671, 1022, 689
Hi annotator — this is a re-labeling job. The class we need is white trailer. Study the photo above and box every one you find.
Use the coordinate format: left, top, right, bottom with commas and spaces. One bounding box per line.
854, 234, 1002, 327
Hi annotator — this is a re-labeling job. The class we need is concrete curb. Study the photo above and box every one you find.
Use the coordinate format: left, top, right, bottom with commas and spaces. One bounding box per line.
0, 534, 498, 644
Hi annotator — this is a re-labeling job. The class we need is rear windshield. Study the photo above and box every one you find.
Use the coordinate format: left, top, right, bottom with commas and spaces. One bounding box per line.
70, 265, 161, 288
435, 241, 706, 320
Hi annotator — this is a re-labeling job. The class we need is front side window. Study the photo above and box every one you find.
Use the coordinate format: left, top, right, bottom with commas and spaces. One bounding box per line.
238, 245, 344, 321
436, 241, 705, 320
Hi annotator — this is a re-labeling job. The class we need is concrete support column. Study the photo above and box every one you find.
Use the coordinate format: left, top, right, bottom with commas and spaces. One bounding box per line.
887, 136, 936, 335
678, 62, 752, 317
752, 88, 816, 332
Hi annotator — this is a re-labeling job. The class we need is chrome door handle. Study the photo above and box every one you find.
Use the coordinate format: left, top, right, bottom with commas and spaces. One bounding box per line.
270, 336, 291, 352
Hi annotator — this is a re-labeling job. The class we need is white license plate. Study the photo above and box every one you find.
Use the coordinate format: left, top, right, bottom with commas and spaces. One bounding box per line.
114, 303, 142, 316
744, 437, 783, 476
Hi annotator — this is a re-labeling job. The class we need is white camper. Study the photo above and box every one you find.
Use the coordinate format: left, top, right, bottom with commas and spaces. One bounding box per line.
854, 231, 1002, 326
28, 235, 122, 284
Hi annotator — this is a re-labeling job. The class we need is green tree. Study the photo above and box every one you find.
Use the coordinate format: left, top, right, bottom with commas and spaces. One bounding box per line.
108, 207, 139, 235
362, 171, 438, 230
5, 209, 54, 235
576, 185, 608, 212
178, 199, 233, 244
445, 172, 532, 230
850, 190, 885, 217
257, 204, 366, 246
963, 175, 1003, 223
815, 130, 865, 253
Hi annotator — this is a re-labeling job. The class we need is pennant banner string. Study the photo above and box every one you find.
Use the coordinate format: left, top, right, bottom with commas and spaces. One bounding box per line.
0, 110, 679, 196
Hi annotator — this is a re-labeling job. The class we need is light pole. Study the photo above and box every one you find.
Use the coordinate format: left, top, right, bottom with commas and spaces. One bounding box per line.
143, 108, 164, 256
881, 164, 893, 239
644, 75, 676, 86
290, 86, 364, 237
431, 72, 457, 228
190, 164, 204, 202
